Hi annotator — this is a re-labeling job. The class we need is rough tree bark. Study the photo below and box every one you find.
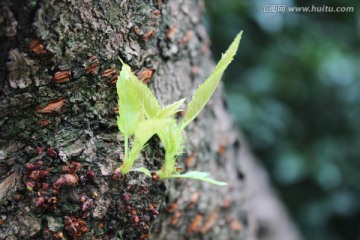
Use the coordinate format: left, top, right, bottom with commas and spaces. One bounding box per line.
0, 0, 301, 240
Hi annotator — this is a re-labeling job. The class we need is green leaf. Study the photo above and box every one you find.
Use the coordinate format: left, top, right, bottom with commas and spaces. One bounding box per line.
117, 58, 161, 120
128, 73, 161, 119
116, 64, 142, 136
181, 31, 242, 128
133, 119, 170, 146
157, 98, 186, 118
157, 119, 184, 155
166, 171, 227, 186
214, 31, 243, 73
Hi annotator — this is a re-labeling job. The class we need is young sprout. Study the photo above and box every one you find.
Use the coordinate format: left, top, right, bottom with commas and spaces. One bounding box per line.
116, 31, 242, 185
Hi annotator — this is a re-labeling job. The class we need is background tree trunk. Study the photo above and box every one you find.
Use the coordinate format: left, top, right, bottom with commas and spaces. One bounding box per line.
0, 0, 301, 239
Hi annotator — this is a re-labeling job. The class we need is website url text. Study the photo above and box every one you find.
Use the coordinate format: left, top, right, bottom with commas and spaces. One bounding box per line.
261, 5, 354, 13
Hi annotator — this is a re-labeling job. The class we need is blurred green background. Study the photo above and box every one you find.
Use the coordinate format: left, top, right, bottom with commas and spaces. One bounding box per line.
205, 0, 360, 240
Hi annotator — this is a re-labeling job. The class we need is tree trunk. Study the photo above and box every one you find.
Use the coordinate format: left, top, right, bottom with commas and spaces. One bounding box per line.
0, 0, 300, 239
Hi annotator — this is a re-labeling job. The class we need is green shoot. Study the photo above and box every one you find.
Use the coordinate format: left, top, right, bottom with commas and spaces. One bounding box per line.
120, 119, 169, 174
157, 98, 186, 118
156, 120, 184, 178
165, 171, 228, 186
181, 32, 242, 129
116, 62, 142, 159
116, 31, 242, 185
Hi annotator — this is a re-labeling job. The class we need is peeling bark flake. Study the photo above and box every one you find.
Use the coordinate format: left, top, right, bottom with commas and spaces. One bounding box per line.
36, 98, 65, 114
187, 214, 203, 234
170, 211, 181, 225
188, 192, 200, 209
29, 39, 47, 55
230, 220, 242, 232
138, 68, 154, 84
200, 211, 218, 234
53, 70, 71, 83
